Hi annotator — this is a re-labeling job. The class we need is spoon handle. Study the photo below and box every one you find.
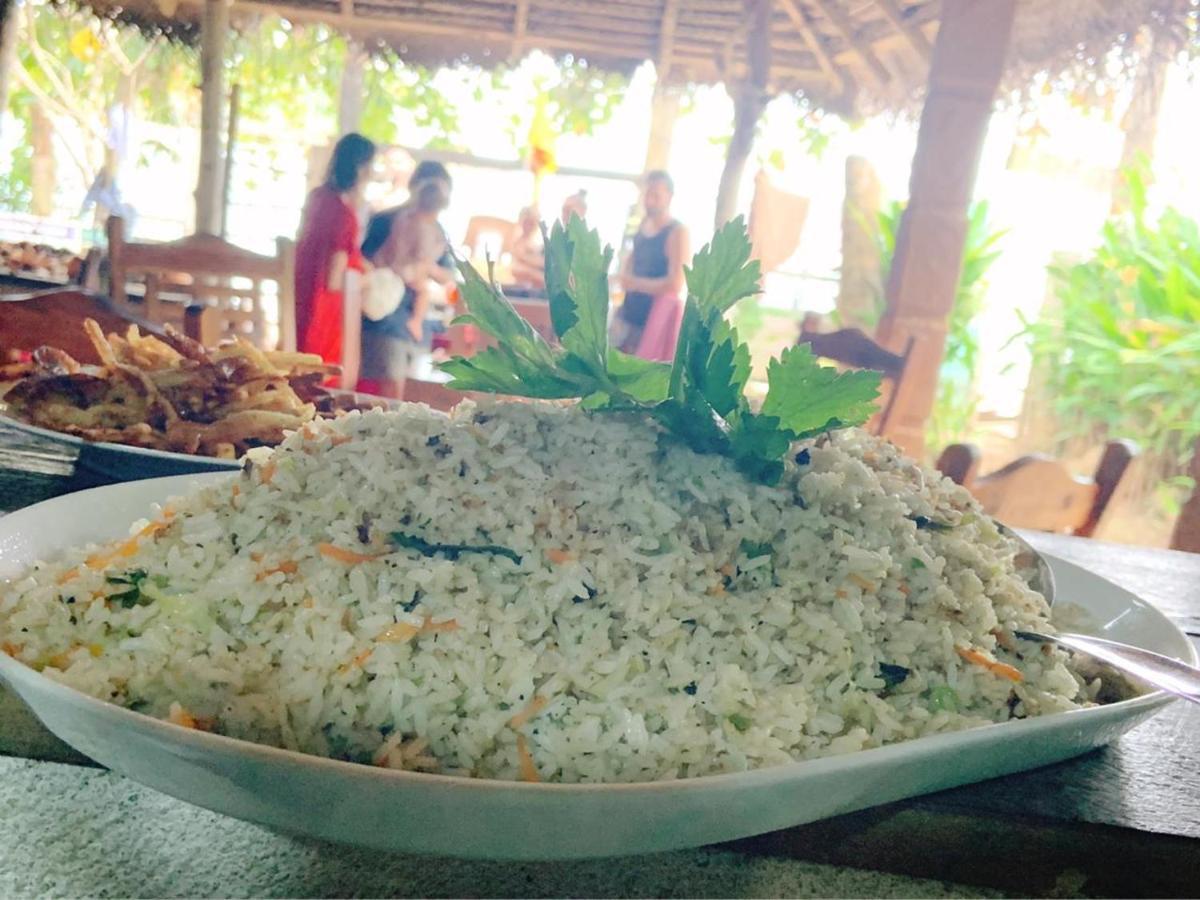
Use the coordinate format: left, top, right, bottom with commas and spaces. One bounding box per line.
1016, 631, 1200, 704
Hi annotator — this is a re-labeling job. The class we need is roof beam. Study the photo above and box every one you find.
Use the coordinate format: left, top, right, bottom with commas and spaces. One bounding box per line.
873, 0, 932, 60
809, 0, 891, 85
511, 0, 529, 57
184, 0, 658, 59
778, 0, 844, 93
657, 0, 680, 78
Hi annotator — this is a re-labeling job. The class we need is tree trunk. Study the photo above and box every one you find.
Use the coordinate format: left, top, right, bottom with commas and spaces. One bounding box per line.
220, 82, 240, 237
644, 82, 680, 173
836, 155, 883, 329
1111, 30, 1169, 215
337, 40, 367, 137
30, 103, 55, 217
713, 83, 767, 229
712, 0, 771, 229
876, 0, 1017, 457
0, 0, 16, 144
194, 0, 228, 235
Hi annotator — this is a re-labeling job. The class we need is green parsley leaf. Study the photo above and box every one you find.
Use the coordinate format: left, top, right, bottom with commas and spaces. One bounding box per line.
684, 216, 762, 315
389, 531, 522, 565
439, 217, 879, 488
440, 347, 578, 398
606, 350, 671, 405
761, 344, 881, 439
543, 218, 611, 375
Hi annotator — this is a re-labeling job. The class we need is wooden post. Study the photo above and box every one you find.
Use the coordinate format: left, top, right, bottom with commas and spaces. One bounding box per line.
713, 0, 771, 229
194, 0, 228, 236
30, 103, 54, 217
644, 82, 680, 172
875, 0, 1017, 457
0, 0, 17, 143
220, 82, 240, 238
1111, 28, 1168, 214
337, 39, 366, 137
836, 155, 883, 329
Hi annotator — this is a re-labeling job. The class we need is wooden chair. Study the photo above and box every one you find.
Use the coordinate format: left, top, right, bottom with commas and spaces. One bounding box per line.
106, 217, 296, 351
399, 378, 476, 412
1169, 438, 1200, 553
936, 440, 1138, 537
797, 313, 915, 436
0, 289, 158, 364
462, 215, 517, 261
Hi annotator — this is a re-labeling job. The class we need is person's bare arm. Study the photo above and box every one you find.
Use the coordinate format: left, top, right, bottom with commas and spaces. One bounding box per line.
327, 251, 348, 292
619, 225, 689, 296
340, 269, 362, 390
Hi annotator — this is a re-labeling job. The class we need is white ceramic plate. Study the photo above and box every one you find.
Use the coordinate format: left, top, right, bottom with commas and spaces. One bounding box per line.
0, 413, 239, 481
0, 474, 1193, 860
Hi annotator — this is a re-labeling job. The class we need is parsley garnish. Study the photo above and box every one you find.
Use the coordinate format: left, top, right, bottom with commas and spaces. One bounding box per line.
389, 532, 522, 565
441, 217, 880, 485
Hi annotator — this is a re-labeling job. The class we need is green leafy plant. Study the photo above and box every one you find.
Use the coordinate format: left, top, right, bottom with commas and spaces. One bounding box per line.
876, 200, 1005, 449
442, 218, 880, 485
1024, 165, 1200, 485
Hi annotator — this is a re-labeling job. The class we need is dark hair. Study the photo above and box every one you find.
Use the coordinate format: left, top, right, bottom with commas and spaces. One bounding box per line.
410, 160, 452, 189
325, 133, 376, 192
644, 170, 674, 193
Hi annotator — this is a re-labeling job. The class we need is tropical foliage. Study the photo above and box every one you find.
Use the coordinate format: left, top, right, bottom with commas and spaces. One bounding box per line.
1023, 166, 1200, 503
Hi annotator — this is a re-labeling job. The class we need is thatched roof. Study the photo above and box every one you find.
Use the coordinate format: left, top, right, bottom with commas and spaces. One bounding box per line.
71, 0, 1199, 115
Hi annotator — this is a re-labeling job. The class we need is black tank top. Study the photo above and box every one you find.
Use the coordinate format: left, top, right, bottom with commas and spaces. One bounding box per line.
620, 221, 676, 327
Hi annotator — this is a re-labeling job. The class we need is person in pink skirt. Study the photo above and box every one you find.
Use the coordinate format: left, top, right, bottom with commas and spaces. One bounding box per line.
611, 171, 690, 361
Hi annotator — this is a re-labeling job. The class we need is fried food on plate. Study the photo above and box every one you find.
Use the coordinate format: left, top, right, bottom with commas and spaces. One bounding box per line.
0, 319, 381, 457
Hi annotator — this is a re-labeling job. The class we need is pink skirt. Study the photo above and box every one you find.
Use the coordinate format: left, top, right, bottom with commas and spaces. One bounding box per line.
634, 292, 684, 362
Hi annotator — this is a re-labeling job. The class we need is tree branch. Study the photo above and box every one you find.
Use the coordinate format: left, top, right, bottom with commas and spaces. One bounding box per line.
20, 4, 80, 102
12, 64, 109, 147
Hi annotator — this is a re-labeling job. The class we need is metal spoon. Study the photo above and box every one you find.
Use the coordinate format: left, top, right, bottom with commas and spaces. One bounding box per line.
1000, 525, 1200, 705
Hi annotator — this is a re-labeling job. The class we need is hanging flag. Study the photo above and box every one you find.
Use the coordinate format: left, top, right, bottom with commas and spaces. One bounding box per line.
69, 28, 102, 63
526, 94, 558, 176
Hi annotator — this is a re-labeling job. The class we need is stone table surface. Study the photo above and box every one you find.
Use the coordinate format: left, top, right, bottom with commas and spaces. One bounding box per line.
1, 422, 1199, 898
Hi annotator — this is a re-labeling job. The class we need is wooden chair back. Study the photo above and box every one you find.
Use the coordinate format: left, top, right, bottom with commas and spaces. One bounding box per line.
462, 216, 517, 261
0, 289, 156, 364
798, 313, 915, 436
106, 217, 296, 351
1169, 438, 1200, 553
936, 440, 1137, 537
399, 378, 476, 412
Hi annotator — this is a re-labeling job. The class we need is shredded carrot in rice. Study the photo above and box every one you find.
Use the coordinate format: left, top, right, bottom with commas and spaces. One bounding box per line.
167, 703, 214, 731
377, 622, 421, 644
339, 647, 373, 673
2, 642, 23, 657
329, 433, 352, 446
46, 646, 82, 670
956, 646, 1024, 682
84, 516, 173, 569
508, 695, 548, 730
848, 573, 876, 592
259, 459, 277, 485
57, 568, 81, 585
545, 548, 575, 565
256, 560, 299, 581
516, 734, 540, 783
422, 617, 459, 634
317, 543, 384, 564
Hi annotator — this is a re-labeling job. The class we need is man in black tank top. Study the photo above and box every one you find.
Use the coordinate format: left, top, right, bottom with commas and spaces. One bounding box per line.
612, 170, 690, 355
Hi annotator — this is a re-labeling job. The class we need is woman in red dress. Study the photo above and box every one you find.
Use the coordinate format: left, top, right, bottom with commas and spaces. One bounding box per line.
294, 133, 376, 388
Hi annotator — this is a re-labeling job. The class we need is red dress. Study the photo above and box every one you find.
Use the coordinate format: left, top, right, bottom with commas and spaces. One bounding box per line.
294, 186, 363, 367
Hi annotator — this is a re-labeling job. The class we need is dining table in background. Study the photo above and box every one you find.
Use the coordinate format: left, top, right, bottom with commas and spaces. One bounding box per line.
0, 420, 1198, 899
